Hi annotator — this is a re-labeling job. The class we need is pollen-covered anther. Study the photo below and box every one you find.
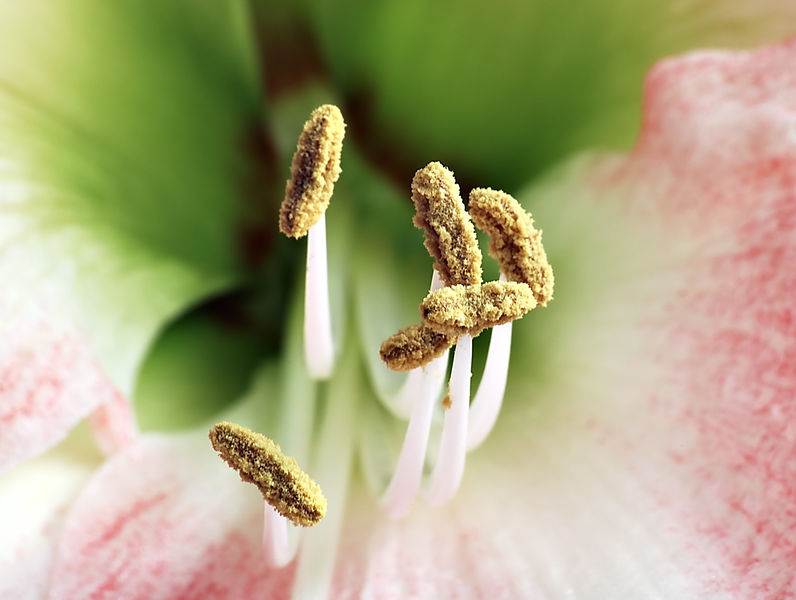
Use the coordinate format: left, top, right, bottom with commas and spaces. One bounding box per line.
420, 280, 537, 337
412, 162, 482, 286
379, 323, 456, 372
468, 188, 554, 306
209, 422, 327, 527
280, 104, 346, 239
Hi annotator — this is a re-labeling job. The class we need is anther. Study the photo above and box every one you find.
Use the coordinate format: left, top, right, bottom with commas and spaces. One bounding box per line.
280, 104, 346, 239
379, 323, 456, 372
468, 188, 554, 306
412, 162, 482, 286
209, 422, 327, 527
420, 280, 537, 337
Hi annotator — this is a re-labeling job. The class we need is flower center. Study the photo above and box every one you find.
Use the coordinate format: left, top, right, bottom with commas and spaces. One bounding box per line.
206, 104, 554, 569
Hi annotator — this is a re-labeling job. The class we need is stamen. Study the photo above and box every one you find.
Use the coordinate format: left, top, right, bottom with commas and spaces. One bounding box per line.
262, 503, 293, 568
280, 104, 345, 379
467, 274, 513, 451
280, 104, 346, 239
304, 213, 334, 378
426, 334, 472, 506
209, 422, 327, 527
379, 322, 455, 372
412, 162, 482, 286
420, 280, 536, 337
468, 188, 554, 305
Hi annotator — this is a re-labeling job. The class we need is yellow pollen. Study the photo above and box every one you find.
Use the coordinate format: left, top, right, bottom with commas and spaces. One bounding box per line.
280, 104, 346, 239
420, 280, 537, 337
441, 390, 452, 410
468, 188, 554, 306
411, 162, 482, 286
209, 421, 327, 527
379, 323, 456, 372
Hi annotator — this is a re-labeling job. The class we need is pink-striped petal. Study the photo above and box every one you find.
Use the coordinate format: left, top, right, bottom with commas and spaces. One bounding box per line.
599, 39, 796, 597
48, 434, 292, 600
0, 435, 100, 600
0, 304, 125, 472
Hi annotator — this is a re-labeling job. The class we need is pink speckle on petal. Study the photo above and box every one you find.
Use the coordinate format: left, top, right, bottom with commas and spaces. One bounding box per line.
49, 435, 291, 600
88, 389, 138, 455
596, 39, 796, 597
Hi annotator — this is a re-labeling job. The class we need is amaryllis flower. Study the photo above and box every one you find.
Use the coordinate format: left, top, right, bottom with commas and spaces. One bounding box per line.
1, 1, 795, 598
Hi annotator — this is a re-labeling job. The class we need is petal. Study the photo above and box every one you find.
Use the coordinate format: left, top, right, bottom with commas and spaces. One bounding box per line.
331, 449, 708, 599
0, 431, 101, 600
48, 433, 293, 600
593, 40, 796, 597
0, 304, 124, 470
519, 40, 796, 596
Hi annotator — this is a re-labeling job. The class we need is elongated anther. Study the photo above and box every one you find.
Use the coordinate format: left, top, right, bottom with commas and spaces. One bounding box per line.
420, 280, 536, 337
412, 162, 482, 286
209, 422, 327, 527
380, 323, 456, 372
280, 104, 346, 239
468, 188, 554, 306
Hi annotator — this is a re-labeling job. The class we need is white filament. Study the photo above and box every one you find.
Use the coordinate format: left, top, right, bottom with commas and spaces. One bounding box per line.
426, 334, 472, 506
467, 273, 513, 450
262, 503, 294, 568
380, 367, 440, 519
303, 214, 334, 379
